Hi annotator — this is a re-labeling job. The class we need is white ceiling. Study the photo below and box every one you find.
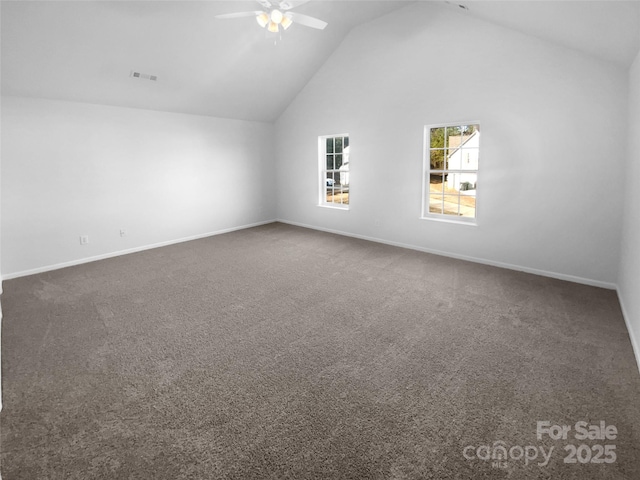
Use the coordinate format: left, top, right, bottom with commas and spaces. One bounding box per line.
2, 1, 639, 123
450, 0, 640, 68
1, 0, 413, 122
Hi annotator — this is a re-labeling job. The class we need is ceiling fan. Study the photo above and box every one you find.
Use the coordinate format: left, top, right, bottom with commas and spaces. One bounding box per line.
215, 0, 328, 33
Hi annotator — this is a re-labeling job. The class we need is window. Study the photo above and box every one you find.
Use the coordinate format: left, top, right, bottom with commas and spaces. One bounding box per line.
319, 134, 350, 208
422, 123, 479, 222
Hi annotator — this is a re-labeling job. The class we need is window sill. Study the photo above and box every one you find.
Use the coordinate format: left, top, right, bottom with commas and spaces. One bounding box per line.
420, 215, 477, 226
318, 204, 349, 211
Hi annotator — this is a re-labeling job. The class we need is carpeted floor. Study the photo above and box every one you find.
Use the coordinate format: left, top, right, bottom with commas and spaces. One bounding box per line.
1, 222, 640, 479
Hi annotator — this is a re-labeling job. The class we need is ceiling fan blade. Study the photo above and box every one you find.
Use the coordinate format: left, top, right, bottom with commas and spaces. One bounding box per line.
288, 12, 327, 30
256, 0, 272, 8
215, 11, 263, 20
278, 0, 311, 11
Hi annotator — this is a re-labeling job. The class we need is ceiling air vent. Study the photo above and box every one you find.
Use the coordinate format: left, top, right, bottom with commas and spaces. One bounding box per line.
130, 71, 158, 81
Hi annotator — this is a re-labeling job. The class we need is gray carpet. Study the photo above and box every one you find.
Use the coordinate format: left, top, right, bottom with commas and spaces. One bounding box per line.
1, 222, 640, 479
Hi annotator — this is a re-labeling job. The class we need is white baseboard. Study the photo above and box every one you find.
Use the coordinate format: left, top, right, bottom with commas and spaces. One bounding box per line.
276, 219, 618, 290
617, 289, 640, 375
2, 220, 277, 281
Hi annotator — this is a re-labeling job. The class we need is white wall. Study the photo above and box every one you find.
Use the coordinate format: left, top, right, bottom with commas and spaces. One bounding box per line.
619, 49, 640, 365
0, 88, 3, 412
1, 97, 276, 277
275, 2, 628, 287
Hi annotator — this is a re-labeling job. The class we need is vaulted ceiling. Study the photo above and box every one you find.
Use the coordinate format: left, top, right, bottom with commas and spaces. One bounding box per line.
2, 1, 639, 123
458, 0, 640, 68
1, 1, 414, 122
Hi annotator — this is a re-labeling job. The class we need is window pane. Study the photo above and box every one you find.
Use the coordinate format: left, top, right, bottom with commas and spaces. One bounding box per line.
335, 137, 343, 154
430, 127, 445, 148
326, 172, 337, 188
430, 173, 444, 194
429, 194, 443, 214
326, 138, 334, 154
326, 154, 334, 171
335, 154, 343, 170
445, 126, 462, 149
443, 195, 461, 216
430, 149, 445, 169
445, 173, 476, 192
459, 148, 479, 168
326, 172, 336, 202
445, 148, 458, 169
344, 136, 349, 148
326, 189, 334, 203
459, 194, 476, 217
458, 173, 477, 192
461, 124, 479, 136
460, 205, 476, 218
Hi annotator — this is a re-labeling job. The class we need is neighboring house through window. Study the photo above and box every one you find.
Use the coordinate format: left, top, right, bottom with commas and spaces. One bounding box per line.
319, 134, 349, 208
423, 123, 479, 222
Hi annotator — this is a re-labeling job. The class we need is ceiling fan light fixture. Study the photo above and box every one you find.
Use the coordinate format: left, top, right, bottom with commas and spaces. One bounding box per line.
267, 20, 279, 33
270, 9, 284, 24
216, 1, 328, 33
256, 12, 269, 27
281, 15, 293, 30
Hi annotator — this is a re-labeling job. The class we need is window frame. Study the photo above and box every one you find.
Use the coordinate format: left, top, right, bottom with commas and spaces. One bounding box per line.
421, 122, 480, 225
318, 133, 350, 210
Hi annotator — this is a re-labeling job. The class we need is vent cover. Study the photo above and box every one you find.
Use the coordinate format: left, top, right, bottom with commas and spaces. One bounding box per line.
130, 71, 158, 81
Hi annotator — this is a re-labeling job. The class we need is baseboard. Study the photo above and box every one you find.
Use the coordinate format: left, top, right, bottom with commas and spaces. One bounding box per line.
617, 289, 640, 375
276, 219, 618, 290
2, 220, 277, 281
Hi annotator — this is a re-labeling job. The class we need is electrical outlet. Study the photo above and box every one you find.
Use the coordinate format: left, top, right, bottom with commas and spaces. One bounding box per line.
79, 235, 89, 245
120, 229, 127, 237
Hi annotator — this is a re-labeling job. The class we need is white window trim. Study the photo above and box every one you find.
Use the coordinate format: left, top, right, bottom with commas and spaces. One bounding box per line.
318, 133, 350, 210
421, 122, 480, 225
